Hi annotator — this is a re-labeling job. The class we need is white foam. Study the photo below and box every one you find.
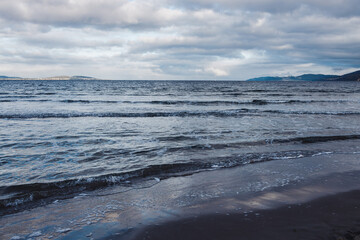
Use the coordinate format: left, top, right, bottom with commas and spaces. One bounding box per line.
10, 236, 23, 240
56, 228, 72, 233
29, 231, 42, 237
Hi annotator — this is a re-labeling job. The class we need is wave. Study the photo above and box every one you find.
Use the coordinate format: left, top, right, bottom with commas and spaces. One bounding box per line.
178, 133, 360, 145
2, 133, 356, 163
1, 132, 359, 215
154, 134, 360, 156
0, 149, 325, 215
60, 100, 118, 103
144, 99, 349, 106
34, 92, 57, 95
128, 134, 360, 158
273, 134, 360, 144
0, 99, 353, 105
262, 110, 360, 115
0, 95, 36, 99
0, 111, 236, 119
0, 110, 249, 119
1, 108, 360, 119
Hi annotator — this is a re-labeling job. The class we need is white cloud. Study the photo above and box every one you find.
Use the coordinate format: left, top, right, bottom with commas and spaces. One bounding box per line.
206, 67, 228, 76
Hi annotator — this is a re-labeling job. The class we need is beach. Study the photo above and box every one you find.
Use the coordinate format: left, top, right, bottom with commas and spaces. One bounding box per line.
2, 151, 360, 239
128, 190, 360, 240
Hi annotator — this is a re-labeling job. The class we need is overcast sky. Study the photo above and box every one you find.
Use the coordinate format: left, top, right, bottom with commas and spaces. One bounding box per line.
0, 0, 359, 80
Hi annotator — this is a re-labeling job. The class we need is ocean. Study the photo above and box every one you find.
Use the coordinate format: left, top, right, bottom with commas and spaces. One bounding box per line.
1, 80, 360, 215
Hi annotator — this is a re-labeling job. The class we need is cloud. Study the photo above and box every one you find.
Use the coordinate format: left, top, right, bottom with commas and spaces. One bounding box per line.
172, 0, 360, 17
0, 0, 186, 29
0, 0, 359, 79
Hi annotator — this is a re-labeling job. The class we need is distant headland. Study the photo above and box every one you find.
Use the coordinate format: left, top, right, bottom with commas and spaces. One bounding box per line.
0, 75, 101, 80
247, 70, 360, 81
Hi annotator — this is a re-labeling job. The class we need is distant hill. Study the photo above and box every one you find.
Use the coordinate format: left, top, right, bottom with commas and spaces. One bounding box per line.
294, 74, 338, 81
328, 70, 360, 81
0, 75, 100, 80
0, 76, 18, 79
247, 70, 360, 81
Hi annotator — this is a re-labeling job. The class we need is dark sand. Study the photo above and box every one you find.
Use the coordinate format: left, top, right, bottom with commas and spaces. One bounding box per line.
122, 190, 360, 240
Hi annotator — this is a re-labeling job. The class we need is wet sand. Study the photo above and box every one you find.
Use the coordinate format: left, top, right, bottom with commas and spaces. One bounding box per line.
125, 190, 360, 240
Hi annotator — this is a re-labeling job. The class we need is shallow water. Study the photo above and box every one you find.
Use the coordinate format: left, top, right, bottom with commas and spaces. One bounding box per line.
0, 80, 360, 213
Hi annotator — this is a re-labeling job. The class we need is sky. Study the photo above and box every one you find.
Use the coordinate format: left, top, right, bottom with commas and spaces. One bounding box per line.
0, 0, 359, 80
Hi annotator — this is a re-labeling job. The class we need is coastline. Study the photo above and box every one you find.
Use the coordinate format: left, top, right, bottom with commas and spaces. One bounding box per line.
1, 152, 360, 239
125, 189, 360, 240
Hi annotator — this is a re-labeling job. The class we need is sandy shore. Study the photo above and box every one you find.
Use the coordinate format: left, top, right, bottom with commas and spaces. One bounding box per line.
1, 153, 360, 240
124, 190, 360, 240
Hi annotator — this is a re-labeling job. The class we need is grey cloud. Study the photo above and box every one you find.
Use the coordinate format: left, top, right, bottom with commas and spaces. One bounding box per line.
0, 0, 186, 29
20, 34, 125, 50
172, 0, 360, 17
0, 47, 90, 65
0, 0, 359, 79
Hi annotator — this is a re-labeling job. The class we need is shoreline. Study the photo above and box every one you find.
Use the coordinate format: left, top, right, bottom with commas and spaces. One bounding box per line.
119, 190, 360, 240
1, 153, 360, 239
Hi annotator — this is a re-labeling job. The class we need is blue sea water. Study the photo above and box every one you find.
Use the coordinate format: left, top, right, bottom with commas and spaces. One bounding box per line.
0, 80, 360, 214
